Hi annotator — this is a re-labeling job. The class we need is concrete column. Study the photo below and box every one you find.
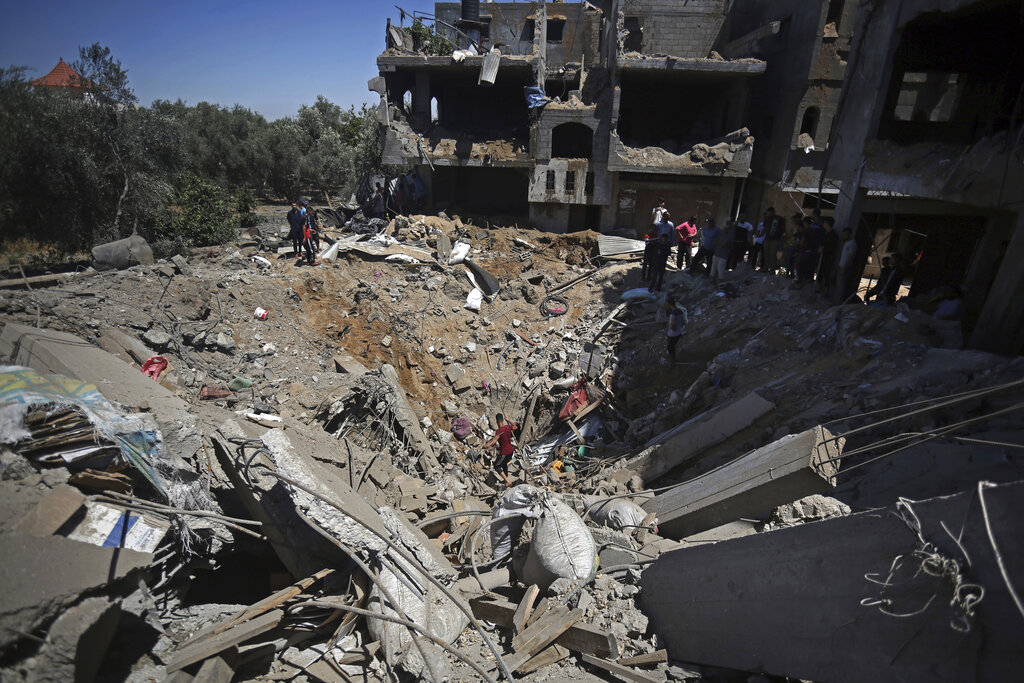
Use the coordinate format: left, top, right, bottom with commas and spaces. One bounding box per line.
411, 71, 431, 128
969, 210, 1024, 356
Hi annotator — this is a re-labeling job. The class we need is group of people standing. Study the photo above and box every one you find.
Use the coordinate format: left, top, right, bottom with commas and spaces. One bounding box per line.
642, 199, 863, 304
286, 200, 320, 265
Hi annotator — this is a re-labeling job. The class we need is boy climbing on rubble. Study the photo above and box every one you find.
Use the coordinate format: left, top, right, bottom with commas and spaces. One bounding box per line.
485, 413, 518, 487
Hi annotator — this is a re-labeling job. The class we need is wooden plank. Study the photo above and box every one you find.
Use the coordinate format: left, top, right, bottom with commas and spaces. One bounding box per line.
518, 644, 570, 674
193, 652, 236, 683
618, 650, 668, 667
644, 426, 842, 539
512, 585, 540, 634
506, 606, 582, 672
165, 609, 284, 673
527, 597, 549, 626
187, 569, 333, 644
639, 480, 1024, 682
581, 653, 664, 682
469, 596, 618, 659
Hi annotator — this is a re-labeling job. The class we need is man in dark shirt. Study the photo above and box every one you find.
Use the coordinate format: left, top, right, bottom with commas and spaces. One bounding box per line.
287, 202, 304, 256
485, 413, 518, 486
649, 234, 671, 292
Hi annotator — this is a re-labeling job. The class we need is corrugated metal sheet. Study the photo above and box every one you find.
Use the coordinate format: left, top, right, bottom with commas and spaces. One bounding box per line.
478, 48, 500, 85
598, 234, 646, 257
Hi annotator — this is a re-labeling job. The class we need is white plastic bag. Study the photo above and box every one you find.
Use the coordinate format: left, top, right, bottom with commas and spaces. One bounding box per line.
583, 496, 648, 531
448, 241, 471, 265
465, 288, 483, 312
490, 485, 542, 560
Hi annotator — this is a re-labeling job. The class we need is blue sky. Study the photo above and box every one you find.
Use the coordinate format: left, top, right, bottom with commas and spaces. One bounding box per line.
0, 0, 439, 120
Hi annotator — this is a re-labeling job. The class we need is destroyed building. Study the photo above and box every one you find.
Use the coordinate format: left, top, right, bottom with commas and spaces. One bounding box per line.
373, 0, 1024, 356
1, 1, 1024, 682
372, 0, 763, 234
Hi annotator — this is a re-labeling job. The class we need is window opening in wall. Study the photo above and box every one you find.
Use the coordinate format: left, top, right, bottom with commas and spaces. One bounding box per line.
430, 97, 439, 123
551, 122, 593, 159
800, 107, 819, 138
565, 170, 576, 193
547, 18, 566, 42
585, 172, 594, 196
893, 72, 962, 123
402, 90, 412, 113
480, 17, 492, 39
623, 17, 643, 52
522, 19, 535, 43
546, 170, 556, 191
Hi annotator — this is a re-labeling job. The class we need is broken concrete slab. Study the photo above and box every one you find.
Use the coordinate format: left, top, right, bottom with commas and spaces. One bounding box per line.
0, 323, 201, 465
463, 258, 500, 296
617, 392, 776, 484
333, 349, 369, 376
640, 480, 1024, 682
0, 533, 150, 653
27, 597, 121, 683
644, 426, 843, 538
14, 484, 86, 537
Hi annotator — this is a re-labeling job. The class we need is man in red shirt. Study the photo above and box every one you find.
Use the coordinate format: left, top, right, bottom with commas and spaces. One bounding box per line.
485, 413, 518, 486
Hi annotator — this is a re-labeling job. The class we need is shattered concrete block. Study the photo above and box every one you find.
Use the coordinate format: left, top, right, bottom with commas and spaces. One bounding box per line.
170, 254, 192, 276
445, 365, 466, 385
142, 327, 172, 349
214, 332, 236, 353
27, 597, 121, 683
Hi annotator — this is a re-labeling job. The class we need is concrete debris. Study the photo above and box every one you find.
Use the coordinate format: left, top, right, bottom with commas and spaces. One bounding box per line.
0, 196, 1021, 682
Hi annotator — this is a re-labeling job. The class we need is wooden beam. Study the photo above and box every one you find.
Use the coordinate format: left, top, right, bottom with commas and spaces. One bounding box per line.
165, 609, 284, 673
519, 644, 570, 674
618, 649, 668, 667
581, 653, 663, 682
469, 596, 618, 659
506, 606, 582, 672
644, 425, 842, 539
513, 585, 540, 634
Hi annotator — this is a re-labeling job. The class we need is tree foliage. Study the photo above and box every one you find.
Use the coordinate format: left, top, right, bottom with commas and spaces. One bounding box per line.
0, 45, 384, 255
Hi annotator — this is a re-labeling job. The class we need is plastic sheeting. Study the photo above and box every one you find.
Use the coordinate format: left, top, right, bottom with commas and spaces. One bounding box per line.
524, 85, 551, 109
0, 366, 165, 493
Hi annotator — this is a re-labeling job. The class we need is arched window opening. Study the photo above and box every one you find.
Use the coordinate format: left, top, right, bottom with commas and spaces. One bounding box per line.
430, 97, 439, 124
800, 106, 820, 139
551, 122, 593, 159
402, 90, 412, 113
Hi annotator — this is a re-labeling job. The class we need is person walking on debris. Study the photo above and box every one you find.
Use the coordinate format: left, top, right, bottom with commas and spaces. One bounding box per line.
691, 216, 719, 274
676, 215, 697, 269
649, 234, 671, 292
641, 222, 660, 281
301, 206, 318, 265
785, 213, 804, 277
651, 198, 667, 228
729, 214, 750, 270
747, 213, 765, 270
287, 202, 305, 256
485, 413, 518, 487
865, 255, 893, 304
371, 183, 386, 219
759, 207, 783, 273
667, 301, 685, 361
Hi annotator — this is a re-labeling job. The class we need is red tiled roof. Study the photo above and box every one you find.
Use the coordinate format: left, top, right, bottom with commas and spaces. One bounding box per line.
31, 58, 91, 89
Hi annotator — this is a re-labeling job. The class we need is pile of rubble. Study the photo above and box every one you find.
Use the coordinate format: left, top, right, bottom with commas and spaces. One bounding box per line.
0, 206, 1022, 682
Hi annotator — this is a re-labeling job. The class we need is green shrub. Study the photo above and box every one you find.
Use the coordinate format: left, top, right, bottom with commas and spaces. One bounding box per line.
157, 173, 238, 247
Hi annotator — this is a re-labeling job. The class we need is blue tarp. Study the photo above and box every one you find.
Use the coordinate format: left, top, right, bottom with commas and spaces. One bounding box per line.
524, 86, 551, 109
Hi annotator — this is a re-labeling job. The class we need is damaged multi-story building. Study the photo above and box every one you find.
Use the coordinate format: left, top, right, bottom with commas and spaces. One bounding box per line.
370, 0, 764, 234
370, 0, 1024, 355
